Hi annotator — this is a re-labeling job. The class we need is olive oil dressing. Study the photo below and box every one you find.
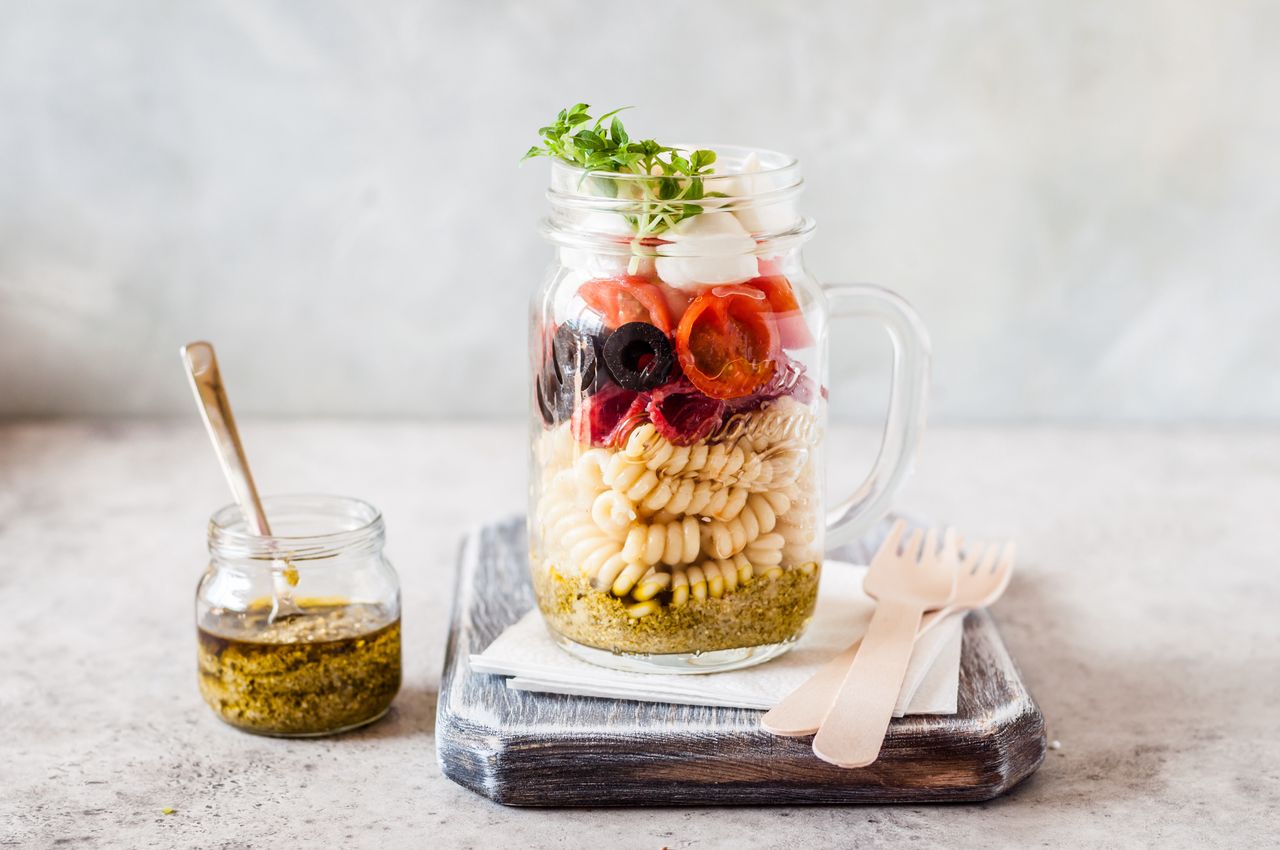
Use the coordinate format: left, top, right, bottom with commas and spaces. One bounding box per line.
197, 601, 401, 737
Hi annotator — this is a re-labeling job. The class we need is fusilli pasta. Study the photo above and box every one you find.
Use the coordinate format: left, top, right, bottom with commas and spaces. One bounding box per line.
535, 390, 824, 611
622, 516, 701, 567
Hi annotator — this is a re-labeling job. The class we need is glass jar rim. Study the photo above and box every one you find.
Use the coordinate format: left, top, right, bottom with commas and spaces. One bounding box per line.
547, 143, 800, 184
208, 493, 384, 561
543, 143, 812, 251
546, 143, 803, 207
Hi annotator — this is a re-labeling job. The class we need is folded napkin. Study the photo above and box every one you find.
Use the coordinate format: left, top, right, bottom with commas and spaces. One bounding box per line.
471, 560, 963, 716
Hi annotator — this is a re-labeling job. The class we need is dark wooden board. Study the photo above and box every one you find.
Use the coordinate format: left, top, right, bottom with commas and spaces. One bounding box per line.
435, 518, 1046, 806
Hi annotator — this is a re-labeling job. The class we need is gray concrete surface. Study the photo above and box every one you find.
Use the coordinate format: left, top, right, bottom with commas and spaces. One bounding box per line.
2, 421, 1278, 848
3, 1, 1280, 422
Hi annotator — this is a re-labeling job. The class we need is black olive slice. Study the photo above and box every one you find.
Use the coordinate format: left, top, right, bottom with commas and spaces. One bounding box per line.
535, 365, 574, 426
535, 370, 558, 426
603, 322, 676, 392
553, 323, 605, 392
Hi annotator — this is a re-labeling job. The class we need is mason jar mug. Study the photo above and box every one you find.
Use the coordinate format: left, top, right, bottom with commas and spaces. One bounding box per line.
529, 148, 929, 673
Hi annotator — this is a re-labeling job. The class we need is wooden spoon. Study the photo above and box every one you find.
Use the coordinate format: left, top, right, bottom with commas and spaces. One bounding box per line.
180, 341, 303, 622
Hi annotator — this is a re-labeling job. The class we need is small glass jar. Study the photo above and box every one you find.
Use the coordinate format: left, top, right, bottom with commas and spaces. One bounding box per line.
528, 147, 930, 673
196, 494, 402, 736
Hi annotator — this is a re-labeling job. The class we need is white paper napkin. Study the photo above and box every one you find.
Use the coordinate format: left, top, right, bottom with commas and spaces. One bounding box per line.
471, 561, 963, 716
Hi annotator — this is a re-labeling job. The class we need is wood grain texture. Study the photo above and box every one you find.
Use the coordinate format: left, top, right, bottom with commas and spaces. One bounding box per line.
435, 518, 1046, 806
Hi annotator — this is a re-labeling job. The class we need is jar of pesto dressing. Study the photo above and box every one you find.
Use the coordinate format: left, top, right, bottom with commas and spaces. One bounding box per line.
195, 494, 402, 736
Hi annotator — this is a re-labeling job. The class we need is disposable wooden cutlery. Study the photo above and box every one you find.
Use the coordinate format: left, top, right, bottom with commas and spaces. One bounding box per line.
807, 524, 958, 768
761, 531, 1015, 737
891, 537, 1015, 711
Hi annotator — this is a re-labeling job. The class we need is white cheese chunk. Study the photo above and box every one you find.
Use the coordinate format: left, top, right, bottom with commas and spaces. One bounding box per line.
557, 209, 639, 278
719, 152, 800, 235
559, 246, 632, 279
654, 212, 759, 289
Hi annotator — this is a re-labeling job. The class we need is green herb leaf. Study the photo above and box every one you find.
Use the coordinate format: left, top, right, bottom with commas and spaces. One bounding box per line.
523, 104, 722, 238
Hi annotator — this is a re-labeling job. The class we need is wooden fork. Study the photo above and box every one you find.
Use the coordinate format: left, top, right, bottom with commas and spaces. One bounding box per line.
891, 539, 1015, 712
760, 520, 944, 737
809, 524, 958, 768
928, 539, 1015, 633
761, 534, 1014, 738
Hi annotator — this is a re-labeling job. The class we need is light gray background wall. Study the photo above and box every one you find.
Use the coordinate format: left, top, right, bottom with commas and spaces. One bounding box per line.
2, 0, 1278, 421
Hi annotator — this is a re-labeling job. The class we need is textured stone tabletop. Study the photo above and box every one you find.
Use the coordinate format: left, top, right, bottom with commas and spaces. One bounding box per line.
2, 421, 1277, 849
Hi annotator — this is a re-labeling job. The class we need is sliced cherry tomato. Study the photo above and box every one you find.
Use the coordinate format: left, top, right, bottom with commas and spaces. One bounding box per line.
578, 276, 673, 334
675, 285, 780, 400
655, 279, 692, 329
743, 275, 814, 349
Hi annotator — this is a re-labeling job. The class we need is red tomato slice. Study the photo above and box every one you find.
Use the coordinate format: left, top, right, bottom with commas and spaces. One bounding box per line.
743, 275, 814, 349
578, 277, 673, 334
675, 285, 780, 400
655, 279, 692, 329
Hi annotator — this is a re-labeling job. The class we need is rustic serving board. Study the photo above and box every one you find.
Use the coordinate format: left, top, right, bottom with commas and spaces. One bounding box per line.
436, 518, 1046, 806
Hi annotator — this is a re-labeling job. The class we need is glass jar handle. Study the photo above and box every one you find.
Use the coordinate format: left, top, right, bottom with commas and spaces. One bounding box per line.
821, 284, 931, 550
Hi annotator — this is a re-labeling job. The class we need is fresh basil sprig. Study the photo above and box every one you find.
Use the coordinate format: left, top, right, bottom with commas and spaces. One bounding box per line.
524, 103, 721, 239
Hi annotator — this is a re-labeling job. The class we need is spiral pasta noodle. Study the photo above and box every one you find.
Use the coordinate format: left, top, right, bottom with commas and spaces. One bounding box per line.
541, 505, 627, 586
620, 422, 813, 497
601, 451, 747, 517
622, 425, 762, 487
633, 568, 671, 601
669, 567, 690, 607
535, 394, 823, 611
590, 490, 636, 540
622, 516, 701, 567
774, 467, 820, 563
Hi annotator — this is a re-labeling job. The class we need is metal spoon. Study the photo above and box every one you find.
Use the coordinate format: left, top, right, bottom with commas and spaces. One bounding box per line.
180, 341, 303, 621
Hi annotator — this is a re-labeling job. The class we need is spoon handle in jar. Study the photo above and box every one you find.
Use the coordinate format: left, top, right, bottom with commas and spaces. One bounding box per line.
180, 342, 303, 622
180, 341, 273, 537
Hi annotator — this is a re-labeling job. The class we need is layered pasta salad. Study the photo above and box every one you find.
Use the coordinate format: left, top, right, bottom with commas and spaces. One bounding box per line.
527, 106, 824, 657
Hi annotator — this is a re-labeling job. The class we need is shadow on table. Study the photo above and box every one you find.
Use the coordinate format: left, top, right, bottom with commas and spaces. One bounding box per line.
353, 684, 438, 741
